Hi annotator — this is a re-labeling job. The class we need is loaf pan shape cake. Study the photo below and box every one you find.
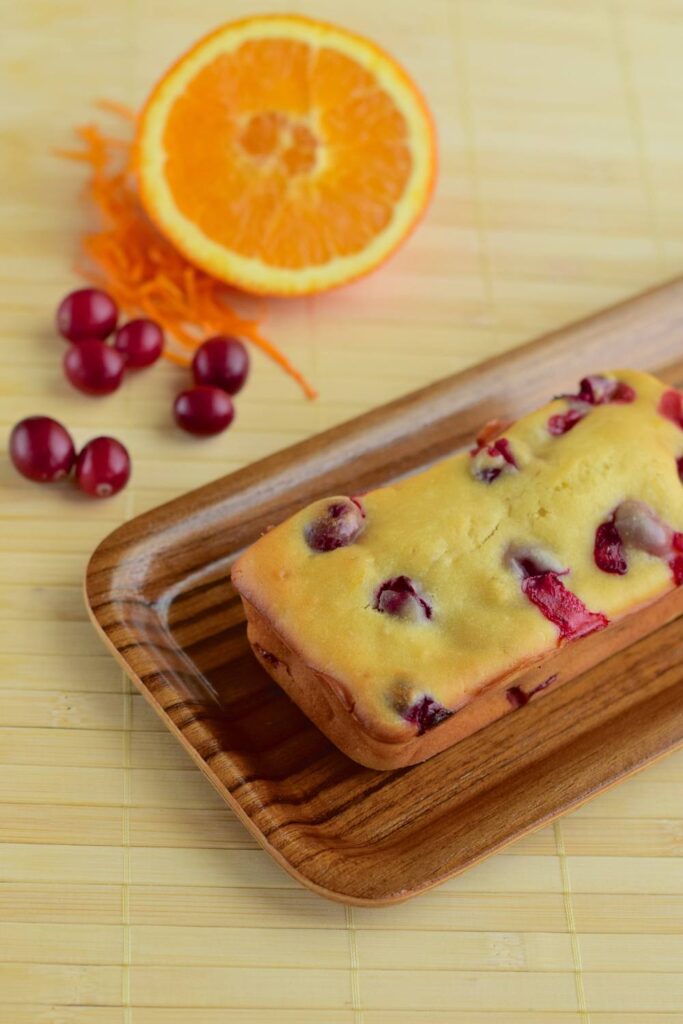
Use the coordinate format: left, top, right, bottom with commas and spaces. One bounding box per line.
232, 370, 683, 769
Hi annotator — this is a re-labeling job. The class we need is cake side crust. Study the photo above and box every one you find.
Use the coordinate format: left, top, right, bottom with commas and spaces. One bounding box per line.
239, 585, 683, 770
230, 370, 683, 738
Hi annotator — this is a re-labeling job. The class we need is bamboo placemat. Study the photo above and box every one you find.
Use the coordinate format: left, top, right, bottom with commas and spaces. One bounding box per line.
1, 0, 682, 1019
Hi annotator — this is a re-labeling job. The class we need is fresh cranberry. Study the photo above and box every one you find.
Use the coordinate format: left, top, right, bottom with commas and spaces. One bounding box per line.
575, 375, 635, 405
403, 695, 452, 735
549, 375, 635, 436
506, 546, 565, 580
506, 686, 529, 709
614, 500, 672, 557
493, 437, 516, 464
507, 547, 607, 639
672, 555, 683, 585
677, 456, 683, 482
470, 437, 518, 483
597, 501, 683, 585
64, 339, 125, 396
305, 498, 365, 552
74, 436, 130, 497
253, 643, 282, 669
506, 674, 558, 709
374, 576, 432, 620
56, 288, 118, 343
547, 406, 588, 436
173, 386, 235, 436
192, 336, 250, 395
594, 516, 627, 574
9, 416, 76, 483
669, 531, 683, 584
114, 319, 164, 367
659, 389, 683, 429
522, 572, 608, 640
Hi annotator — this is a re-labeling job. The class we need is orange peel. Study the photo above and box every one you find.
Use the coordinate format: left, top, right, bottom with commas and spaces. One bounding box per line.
136, 14, 436, 297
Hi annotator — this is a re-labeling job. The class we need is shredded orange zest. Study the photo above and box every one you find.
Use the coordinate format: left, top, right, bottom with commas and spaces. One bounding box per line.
96, 98, 137, 121
57, 116, 317, 398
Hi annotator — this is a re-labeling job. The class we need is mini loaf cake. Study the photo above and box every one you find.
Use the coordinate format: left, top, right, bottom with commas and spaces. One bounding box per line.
231, 369, 683, 769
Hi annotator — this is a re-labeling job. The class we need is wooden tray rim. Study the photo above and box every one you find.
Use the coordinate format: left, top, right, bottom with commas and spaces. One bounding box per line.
84, 276, 683, 905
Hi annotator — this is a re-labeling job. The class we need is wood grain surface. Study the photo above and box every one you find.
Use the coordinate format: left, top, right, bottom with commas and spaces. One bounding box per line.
3, 0, 683, 1018
85, 280, 683, 903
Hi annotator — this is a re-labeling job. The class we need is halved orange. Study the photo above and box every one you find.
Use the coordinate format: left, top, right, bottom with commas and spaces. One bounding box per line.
136, 15, 436, 296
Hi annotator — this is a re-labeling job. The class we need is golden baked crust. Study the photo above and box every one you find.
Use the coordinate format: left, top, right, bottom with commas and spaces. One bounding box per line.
232, 369, 683, 767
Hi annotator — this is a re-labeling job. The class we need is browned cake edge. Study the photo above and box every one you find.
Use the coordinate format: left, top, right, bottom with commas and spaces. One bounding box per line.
237, 586, 683, 770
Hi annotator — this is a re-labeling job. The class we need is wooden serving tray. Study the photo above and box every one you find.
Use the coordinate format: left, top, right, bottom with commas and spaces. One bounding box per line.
86, 279, 683, 905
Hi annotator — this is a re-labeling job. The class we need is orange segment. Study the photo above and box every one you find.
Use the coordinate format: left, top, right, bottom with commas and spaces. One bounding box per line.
137, 15, 436, 296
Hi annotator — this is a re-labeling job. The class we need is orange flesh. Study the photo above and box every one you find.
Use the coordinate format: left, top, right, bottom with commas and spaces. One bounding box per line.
162, 39, 412, 269
58, 117, 317, 397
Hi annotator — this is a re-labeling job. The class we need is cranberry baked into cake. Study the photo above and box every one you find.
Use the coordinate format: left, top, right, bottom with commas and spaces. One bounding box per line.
232, 370, 683, 769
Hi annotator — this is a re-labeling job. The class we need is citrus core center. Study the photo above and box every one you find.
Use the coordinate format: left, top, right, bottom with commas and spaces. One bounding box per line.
239, 111, 319, 175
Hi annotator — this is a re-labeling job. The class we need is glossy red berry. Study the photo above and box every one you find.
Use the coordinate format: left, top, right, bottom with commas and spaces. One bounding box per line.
192, 336, 250, 395
403, 695, 452, 735
114, 319, 164, 368
615, 499, 673, 557
173, 386, 235, 436
374, 576, 432, 620
659, 389, 683, 430
56, 288, 118, 343
9, 416, 76, 483
64, 339, 125, 396
594, 516, 627, 574
305, 498, 365, 551
470, 437, 518, 483
75, 437, 131, 497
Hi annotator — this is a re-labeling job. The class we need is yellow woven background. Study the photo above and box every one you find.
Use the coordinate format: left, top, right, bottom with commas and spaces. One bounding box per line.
2, 0, 683, 1019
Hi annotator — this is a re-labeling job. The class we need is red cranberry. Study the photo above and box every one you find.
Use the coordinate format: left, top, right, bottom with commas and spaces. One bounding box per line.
547, 406, 588, 436
614, 500, 672, 557
305, 498, 365, 552
192, 336, 250, 395
75, 436, 131, 497
470, 437, 518, 483
253, 643, 283, 669
594, 516, 627, 574
598, 501, 683, 585
56, 288, 118, 343
114, 319, 164, 367
506, 686, 529, 709
522, 572, 608, 640
374, 576, 432, 620
659, 389, 683, 429
506, 545, 607, 639
403, 695, 452, 735
506, 674, 558, 709
9, 416, 76, 483
677, 456, 683, 482
173, 386, 235, 436
575, 375, 635, 405
671, 534, 683, 585
64, 340, 125, 396
506, 545, 565, 579
549, 375, 635, 436
672, 555, 683, 585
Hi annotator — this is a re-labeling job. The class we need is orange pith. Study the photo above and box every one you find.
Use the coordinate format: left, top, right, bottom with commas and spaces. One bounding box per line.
137, 16, 436, 296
